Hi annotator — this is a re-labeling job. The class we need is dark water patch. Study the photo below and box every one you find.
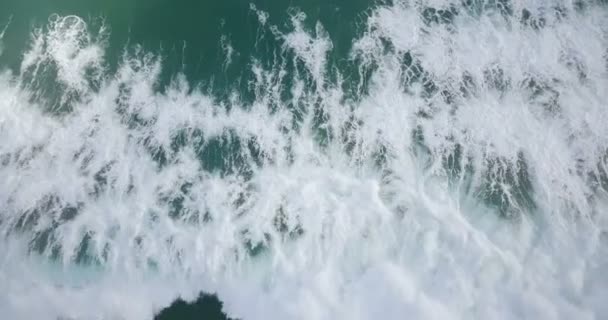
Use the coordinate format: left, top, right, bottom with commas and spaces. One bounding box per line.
240, 229, 271, 257
421, 6, 458, 26
396, 51, 438, 100
411, 125, 433, 170
155, 293, 236, 320
522, 75, 561, 117
196, 131, 259, 178
591, 151, 608, 194
483, 64, 510, 93
273, 206, 304, 240
477, 153, 536, 219
443, 143, 475, 193
461, 0, 512, 17
521, 8, 546, 30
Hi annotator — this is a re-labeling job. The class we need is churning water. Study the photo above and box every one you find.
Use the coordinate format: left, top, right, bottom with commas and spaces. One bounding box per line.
1, 0, 608, 319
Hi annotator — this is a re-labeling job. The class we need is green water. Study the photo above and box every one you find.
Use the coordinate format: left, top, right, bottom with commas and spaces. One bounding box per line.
1, 0, 371, 89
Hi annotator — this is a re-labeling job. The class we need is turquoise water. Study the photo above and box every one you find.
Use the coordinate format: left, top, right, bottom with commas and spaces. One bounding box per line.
1, 1, 608, 319
0, 0, 369, 88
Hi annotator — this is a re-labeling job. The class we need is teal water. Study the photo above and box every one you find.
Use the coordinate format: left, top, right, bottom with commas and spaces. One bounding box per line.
0, 0, 370, 89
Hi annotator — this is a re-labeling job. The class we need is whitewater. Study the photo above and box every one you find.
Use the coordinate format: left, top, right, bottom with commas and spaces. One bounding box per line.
1, 0, 608, 319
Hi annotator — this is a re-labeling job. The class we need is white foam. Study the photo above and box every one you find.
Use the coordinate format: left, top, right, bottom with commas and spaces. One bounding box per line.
0, 1, 608, 319
0, 17, 9, 58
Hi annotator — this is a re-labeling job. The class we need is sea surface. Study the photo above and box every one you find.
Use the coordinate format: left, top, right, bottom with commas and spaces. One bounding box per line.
1, 0, 608, 319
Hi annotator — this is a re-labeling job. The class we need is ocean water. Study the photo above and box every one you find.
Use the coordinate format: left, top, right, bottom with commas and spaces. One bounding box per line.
0, 0, 608, 319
